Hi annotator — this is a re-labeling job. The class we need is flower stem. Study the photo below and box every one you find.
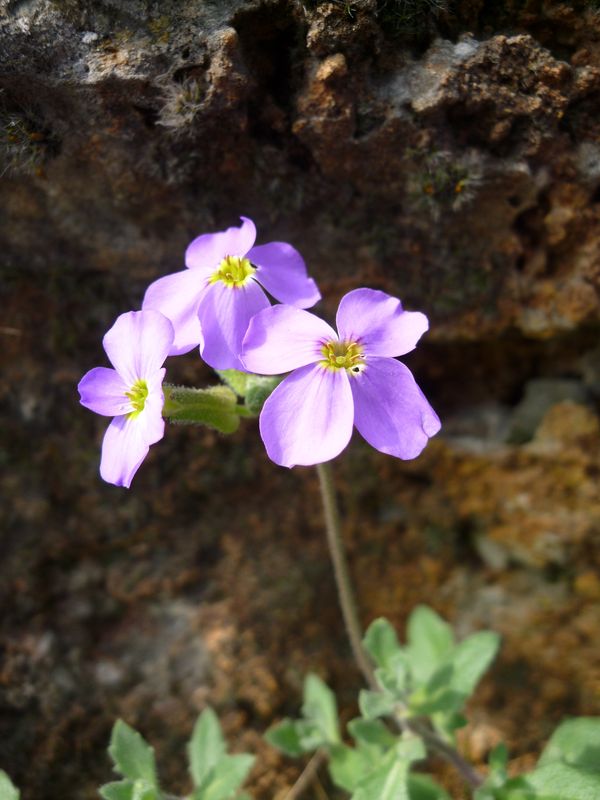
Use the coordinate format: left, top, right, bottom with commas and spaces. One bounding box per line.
315, 460, 484, 791
315, 462, 378, 691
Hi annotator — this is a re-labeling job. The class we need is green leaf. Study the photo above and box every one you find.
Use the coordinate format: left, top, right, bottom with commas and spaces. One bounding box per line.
264, 718, 307, 757
364, 619, 403, 671
188, 709, 227, 787
99, 783, 134, 800
163, 385, 240, 433
358, 689, 396, 720
348, 718, 396, 757
108, 721, 157, 786
0, 772, 20, 800
521, 763, 600, 799
408, 774, 451, 800
406, 607, 454, 684
193, 754, 255, 800
301, 674, 340, 745
131, 781, 158, 800
448, 631, 500, 699
216, 370, 251, 397
351, 749, 410, 800
538, 718, 600, 772
490, 743, 509, 773
329, 744, 372, 792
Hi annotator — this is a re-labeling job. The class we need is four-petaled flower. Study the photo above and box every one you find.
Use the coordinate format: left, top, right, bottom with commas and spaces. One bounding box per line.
78, 310, 174, 487
142, 216, 320, 370
241, 288, 441, 467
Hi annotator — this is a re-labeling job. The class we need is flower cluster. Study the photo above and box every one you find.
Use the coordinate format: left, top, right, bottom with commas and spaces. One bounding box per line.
79, 217, 440, 486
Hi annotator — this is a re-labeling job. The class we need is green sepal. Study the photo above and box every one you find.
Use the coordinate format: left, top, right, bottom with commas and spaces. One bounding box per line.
163, 385, 240, 433
107, 721, 158, 787
0, 771, 19, 800
216, 370, 281, 415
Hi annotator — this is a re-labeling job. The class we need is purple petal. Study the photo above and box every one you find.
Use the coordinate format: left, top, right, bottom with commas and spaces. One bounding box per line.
99, 406, 165, 488
185, 217, 257, 270
242, 305, 337, 375
78, 367, 130, 416
102, 310, 174, 385
336, 288, 429, 357
351, 357, 440, 459
248, 242, 321, 308
142, 269, 207, 356
259, 363, 354, 467
198, 279, 270, 370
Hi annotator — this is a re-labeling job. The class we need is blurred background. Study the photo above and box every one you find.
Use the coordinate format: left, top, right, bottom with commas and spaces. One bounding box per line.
1, 0, 599, 796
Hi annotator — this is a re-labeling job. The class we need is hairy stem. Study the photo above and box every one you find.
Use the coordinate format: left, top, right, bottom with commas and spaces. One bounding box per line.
283, 750, 327, 800
315, 460, 485, 791
316, 461, 378, 691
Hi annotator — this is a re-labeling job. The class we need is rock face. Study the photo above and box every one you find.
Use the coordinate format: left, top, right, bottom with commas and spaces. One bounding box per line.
1, 0, 600, 797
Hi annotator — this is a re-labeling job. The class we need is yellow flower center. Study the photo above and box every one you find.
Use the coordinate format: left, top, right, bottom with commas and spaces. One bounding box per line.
125, 379, 149, 418
320, 340, 365, 374
210, 255, 256, 288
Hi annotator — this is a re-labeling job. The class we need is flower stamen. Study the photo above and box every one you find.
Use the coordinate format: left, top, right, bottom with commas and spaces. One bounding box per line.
320, 340, 365, 374
210, 255, 256, 288
126, 379, 149, 417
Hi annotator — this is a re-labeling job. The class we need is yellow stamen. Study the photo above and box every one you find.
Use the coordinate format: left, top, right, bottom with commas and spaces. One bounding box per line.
125, 379, 149, 418
320, 340, 365, 374
210, 255, 256, 288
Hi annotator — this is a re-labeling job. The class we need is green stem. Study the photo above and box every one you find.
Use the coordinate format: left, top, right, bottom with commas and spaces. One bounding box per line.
316, 462, 378, 691
315, 460, 484, 792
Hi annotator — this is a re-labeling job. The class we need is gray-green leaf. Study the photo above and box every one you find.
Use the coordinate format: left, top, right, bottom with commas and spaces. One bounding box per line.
302, 674, 340, 745
363, 619, 403, 671
408, 774, 451, 800
406, 607, 454, 684
358, 689, 397, 721
0, 772, 19, 800
192, 754, 255, 800
264, 718, 306, 757
448, 631, 500, 699
538, 718, 600, 772
351, 749, 409, 800
329, 744, 371, 792
108, 721, 157, 786
99, 783, 134, 800
188, 709, 227, 787
521, 763, 600, 800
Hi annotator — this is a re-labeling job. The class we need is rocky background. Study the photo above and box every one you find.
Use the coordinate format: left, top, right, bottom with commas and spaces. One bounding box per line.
1, 0, 600, 797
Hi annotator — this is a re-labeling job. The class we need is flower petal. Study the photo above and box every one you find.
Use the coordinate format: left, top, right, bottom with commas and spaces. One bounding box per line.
78, 367, 130, 416
142, 269, 206, 356
198, 279, 270, 370
99, 407, 165, 488
185, 216, 257, 270
248, 242, 321, 308
336, 288, 429, 357
259, 363, 354, 467
351, 357, 440, 459
102, 310, 174, 384
242, 305, 337, 375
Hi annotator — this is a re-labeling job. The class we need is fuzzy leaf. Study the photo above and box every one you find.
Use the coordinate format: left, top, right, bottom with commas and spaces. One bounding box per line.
264, 719, 307, 757
99, 783, 134, 800
521, 763, 600, 799
406, 607, 454, 684
351, 749, 409, 800
108, 721, 157, 786
348, 718, 396, 757
188, 709, 227, 787
448, 631, 500, 699
302, 674, 340, 745
358, 689, 396, 720
408, 774, 451, 799
329, 744, 371, 792
538, 718, 600, 772
0, 772, 19, 800
192, 754, 255, 800
363, 619, 403, 671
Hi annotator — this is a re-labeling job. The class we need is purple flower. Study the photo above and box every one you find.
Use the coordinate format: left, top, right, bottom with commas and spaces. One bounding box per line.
241, 288, 441, 467
78, 310, 174, 487
142, 216, 320, 370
